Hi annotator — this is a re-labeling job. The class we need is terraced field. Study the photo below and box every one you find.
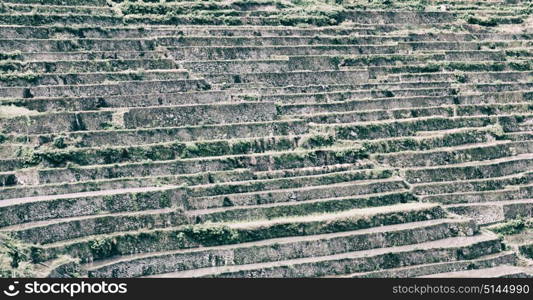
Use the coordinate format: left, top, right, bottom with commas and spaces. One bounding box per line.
0, 0, 532, 278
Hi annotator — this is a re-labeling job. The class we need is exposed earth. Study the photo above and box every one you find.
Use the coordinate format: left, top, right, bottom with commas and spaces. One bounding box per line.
0, 0, 532, 278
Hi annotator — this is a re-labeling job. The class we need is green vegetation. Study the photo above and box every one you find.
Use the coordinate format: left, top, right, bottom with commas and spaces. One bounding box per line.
0, 52, 22, 61
52, 136, 67, 149
0, 234, 35, 277
43, 203, 438, 262
466, 16, 524, 27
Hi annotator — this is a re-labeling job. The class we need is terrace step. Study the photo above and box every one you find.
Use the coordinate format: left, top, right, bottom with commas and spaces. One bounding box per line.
303, 106, 454, 124
0, 79, 211, 99
456, 103, 533, 117
400, 40, 532, 52
3, 119, 309, 148
251, 87, 453, 104
3, 207, 187, 245
458, 82, 533, 94
187, 167, 392, 198
361, 126, 500, 154
32, 256, 80, 278
368, 61, 532, 78
339, 52, 503, 68
146, 233, 502, 278
0, 38, 160, 53
2, 0, 108, 6
0, 101, 277, 135
505, 231, 533, 261
124, 15, 338, 27
37, 202, 448, 265
0, 25, 384, 39
254, 87, 532, 109
221, 81, 453, 95
19, 134, 315, 169
1, 4, 116, 17
0, 90, 232, 112
13, 50, 171, 62
455, 90, 531, 104
169, 45, 399, 61
0, 36, 408, 52
505, 132, 533, 141
0, 0, 530, 279
447, 199, 533, 225
0, 13, 123, 26
183, 56, 339, 74
0, 186, 186, 228
0, 59, 179, 75
281, 95, 457, 115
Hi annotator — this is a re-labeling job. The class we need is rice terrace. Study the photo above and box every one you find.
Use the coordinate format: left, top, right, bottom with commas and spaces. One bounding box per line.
0, 0, 532, 278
